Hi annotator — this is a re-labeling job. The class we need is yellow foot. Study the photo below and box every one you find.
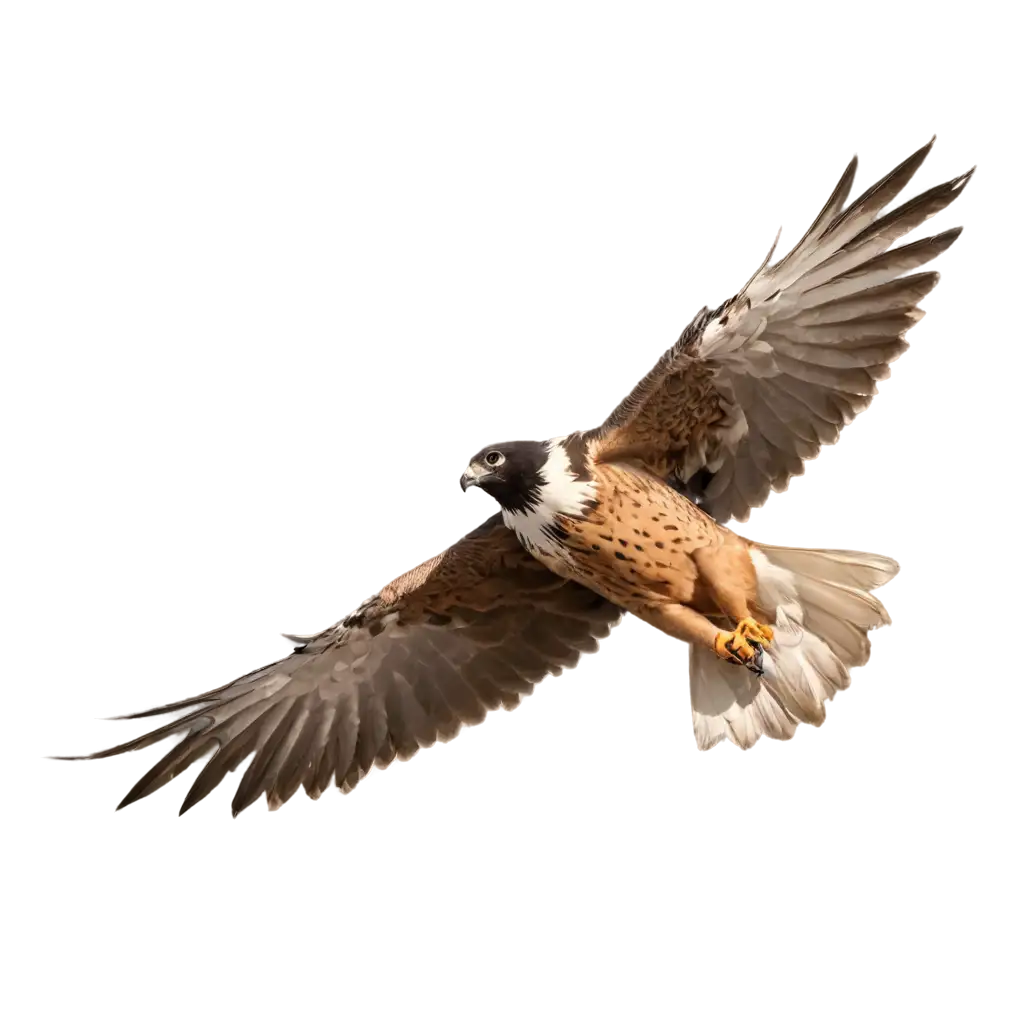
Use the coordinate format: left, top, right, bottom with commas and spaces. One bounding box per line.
714, 622, 770, 674
735, 617, 774, 646
714, 630, 759, 667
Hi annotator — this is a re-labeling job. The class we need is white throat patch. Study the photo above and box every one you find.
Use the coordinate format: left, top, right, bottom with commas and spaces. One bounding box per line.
502, 438, 596, 554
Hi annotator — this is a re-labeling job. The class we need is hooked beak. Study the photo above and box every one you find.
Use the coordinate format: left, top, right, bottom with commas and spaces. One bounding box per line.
460, 465, 491, 492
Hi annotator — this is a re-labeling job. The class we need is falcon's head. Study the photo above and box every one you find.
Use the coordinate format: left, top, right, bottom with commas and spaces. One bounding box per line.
461, 436, 598, 524
460, 441, 548, 513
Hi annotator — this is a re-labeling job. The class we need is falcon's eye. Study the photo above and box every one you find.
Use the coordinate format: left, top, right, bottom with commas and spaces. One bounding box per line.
484, 451, 504, 467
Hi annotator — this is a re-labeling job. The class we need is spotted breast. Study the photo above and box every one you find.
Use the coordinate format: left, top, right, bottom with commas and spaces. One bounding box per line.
502, 438, 729, 613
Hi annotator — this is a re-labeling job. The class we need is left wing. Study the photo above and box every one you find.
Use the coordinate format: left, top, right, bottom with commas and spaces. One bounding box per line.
59, 515, 622, 815
588, 139, 972, 522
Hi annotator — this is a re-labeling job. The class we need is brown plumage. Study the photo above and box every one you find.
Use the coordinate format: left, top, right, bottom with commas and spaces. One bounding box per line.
61, 139, 970, 813
526, 459, 775, 669
529, 461, 750, 616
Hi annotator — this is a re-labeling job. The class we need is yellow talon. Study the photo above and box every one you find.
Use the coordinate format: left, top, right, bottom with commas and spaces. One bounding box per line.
735, 617, 774, 646
714, 630, 759, 666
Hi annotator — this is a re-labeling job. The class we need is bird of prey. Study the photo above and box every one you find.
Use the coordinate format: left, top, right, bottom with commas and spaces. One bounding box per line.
63, 139, 971, 815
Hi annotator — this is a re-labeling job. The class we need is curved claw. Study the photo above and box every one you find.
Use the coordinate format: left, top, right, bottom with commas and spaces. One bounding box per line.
735, 617, 774, 646
714, 626, 767, 676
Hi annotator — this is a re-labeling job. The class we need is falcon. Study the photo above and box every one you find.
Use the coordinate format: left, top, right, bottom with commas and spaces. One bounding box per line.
62, 139, 971, 815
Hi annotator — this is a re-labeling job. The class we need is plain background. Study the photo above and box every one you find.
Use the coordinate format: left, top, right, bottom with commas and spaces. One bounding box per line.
2, 3, 1019, 1021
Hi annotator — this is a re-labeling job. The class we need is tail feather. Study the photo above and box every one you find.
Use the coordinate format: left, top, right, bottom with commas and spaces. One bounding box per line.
688, 649, 798, 750
754, 544, 899, 592
794, 575, 890, 667
689, 544, 898, 750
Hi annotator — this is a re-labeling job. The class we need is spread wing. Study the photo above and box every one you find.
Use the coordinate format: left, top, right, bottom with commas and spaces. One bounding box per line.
60, 515, 622, 815
589, 138, 973, 523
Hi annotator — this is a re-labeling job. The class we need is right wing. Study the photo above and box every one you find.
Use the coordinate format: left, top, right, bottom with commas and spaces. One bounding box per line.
60, 515, 623, 815
588, 139, 972, 522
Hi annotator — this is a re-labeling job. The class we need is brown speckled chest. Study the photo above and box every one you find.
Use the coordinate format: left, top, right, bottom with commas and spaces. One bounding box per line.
528, 462, 732, 613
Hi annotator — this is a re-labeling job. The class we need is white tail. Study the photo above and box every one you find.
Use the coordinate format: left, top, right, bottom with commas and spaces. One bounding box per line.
689, 544, 899, 750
